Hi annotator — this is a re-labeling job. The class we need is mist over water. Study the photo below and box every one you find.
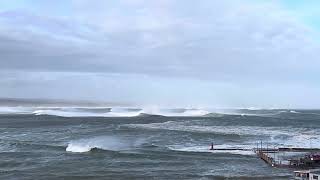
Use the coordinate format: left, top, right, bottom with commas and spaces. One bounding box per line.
0, 107, 319, 179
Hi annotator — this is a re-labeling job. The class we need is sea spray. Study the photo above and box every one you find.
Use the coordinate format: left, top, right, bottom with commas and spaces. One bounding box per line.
66, 136, 145, 153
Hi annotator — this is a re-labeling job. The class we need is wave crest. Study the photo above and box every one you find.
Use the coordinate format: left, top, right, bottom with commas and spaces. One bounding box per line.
1, 107, 318, 118
0, 106, 211, 117
66, 136, 144, 153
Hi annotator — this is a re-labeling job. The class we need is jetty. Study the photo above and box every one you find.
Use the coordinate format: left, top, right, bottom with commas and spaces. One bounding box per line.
209, 142, 320, 168
253, 141, 320, 168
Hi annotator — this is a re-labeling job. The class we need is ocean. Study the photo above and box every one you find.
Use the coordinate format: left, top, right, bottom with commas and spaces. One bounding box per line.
0, 107, 319, 179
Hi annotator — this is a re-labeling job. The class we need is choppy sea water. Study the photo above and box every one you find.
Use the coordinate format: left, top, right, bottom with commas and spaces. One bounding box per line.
0, 107, 319, 179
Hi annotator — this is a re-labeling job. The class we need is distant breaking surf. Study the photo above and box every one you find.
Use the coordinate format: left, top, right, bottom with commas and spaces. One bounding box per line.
0, 107, 210, 117
0, 106, 316, 118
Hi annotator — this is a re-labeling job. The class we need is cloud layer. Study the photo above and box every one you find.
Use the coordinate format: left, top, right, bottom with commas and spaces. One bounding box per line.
0, 0, 320, 108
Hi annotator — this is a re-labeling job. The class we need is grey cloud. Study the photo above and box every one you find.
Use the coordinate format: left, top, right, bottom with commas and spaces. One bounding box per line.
0, 0, 320, 86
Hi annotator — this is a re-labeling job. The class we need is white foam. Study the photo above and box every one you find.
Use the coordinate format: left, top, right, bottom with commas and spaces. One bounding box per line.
126, 122, 320, 148
33, 109, 96, 117
66, 136, 144, 153
33, 108, 143, 117
33, 107, 210, 117
270, 133, 320, 148
0, 107, 34, 114
167, 144, 255, 156
247, 107, 263, 110
125, 122, 283, 136
143, 108, 210, 117
0, 106, 317, 118
0, 106, 288, 117
107, 108, 144, 117
66, 143, 92, 153
179, 109, 210, 116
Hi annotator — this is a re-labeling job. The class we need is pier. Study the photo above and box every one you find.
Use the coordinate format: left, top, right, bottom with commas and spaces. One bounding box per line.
253, 141, 320, 168
209, 142, 320, 168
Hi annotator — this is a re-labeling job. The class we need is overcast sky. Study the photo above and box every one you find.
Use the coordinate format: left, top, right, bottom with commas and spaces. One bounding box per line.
1, 0, 320, 108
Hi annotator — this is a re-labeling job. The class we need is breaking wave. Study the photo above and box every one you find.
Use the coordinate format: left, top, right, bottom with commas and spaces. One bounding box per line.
33, 108, 144, 117
66, 136, 145, 153
0, 106, 210, 117
144, 108, 210, 117
0, 107, 34, 115
0, 106, 319, 118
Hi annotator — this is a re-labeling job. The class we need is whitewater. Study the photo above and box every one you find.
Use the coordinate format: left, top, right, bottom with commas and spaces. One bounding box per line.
0, 106, 309, 117
0, 106, 211, 117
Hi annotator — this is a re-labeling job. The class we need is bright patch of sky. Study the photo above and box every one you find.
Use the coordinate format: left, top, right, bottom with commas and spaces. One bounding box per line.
279, 0, 320, 31
1, 0, 70, 18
